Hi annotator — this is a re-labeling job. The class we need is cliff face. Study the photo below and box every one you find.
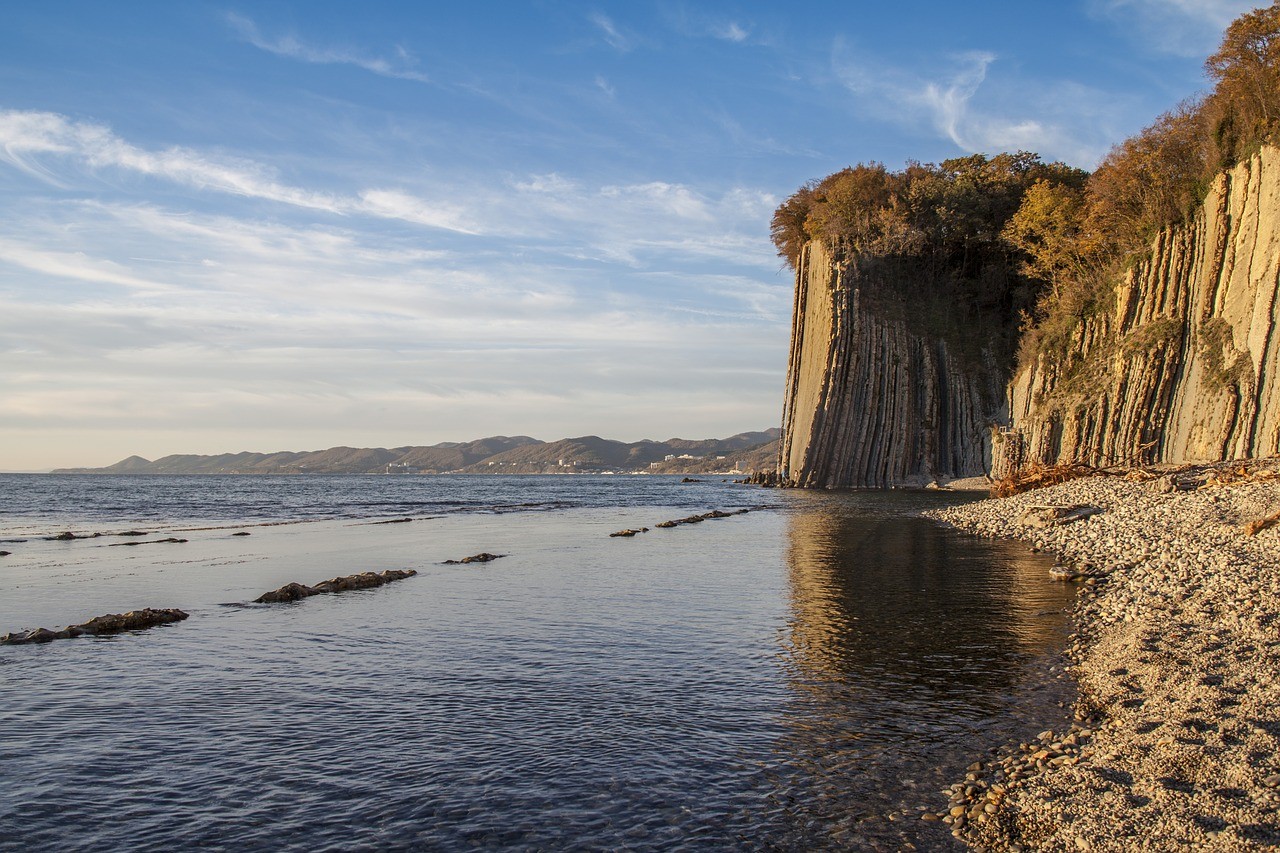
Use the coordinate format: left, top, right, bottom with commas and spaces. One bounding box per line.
779, 242, 1003, 488
996, 146, 1280, 473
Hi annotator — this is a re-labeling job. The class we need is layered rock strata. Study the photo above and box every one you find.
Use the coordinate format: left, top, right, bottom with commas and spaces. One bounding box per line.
997, 146, 1280, 473
779, 241, 1002, 488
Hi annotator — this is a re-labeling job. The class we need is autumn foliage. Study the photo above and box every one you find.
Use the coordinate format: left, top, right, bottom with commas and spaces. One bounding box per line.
771, 3, 1280, 371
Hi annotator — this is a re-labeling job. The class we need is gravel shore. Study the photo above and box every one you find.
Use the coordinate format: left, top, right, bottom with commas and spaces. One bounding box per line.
924, 464, 1280, 851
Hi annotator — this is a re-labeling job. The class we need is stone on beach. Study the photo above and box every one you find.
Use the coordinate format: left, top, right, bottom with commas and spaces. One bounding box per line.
253, 569, 418, 604
924, 464, 1280, 849
1017, 505, 1104, 528
1, 608, 189, 645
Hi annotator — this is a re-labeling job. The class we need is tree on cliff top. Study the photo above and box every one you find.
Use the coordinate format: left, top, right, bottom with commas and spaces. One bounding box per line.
1205, 1, 1280, 166
769, 153, 1084, 271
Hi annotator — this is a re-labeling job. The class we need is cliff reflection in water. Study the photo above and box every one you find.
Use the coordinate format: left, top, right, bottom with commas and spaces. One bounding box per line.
767, 491, 1075, 847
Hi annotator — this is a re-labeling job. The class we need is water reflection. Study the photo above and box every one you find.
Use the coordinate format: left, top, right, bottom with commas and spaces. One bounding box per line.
769, 491, 1076, 849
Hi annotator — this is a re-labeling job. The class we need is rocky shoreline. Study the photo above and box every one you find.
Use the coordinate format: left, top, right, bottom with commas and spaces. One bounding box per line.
924, 463, 1280, 850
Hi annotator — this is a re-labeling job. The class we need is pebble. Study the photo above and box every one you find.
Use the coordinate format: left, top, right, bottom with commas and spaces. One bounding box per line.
923, 465, 1280, 850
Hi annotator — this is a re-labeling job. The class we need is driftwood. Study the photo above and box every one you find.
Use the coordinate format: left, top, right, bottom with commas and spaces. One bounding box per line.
1243, 510, 1280, 537
254, 569, 417, 603
2, 608, 189, 645
991, 463, 1103, 498
1018, 505, 1105, 528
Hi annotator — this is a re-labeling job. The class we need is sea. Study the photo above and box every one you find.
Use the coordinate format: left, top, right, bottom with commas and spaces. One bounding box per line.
0, 474, 1075, 851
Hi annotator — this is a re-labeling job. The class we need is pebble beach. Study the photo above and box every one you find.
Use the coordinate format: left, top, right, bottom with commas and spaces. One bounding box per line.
925, 463, 1280, 851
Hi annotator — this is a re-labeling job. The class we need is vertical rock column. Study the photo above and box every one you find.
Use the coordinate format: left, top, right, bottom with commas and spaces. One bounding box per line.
779, 243, 997, 489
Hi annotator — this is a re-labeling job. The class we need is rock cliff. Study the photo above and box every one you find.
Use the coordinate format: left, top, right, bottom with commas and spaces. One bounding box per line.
778, 242, 1005, 488
994, 146, 1280, 473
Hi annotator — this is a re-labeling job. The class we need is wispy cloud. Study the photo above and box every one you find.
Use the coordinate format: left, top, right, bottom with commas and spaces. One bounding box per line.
832, 42, 1131, 166
594, 74, 616, 99
0, 196, 787, 465
659, 7, 759, 45
712, 21, 750, 43
226, 12, 431, 82
589, 12, 633, 52
1087, 0, 1258, 57
0, 110, 479, 233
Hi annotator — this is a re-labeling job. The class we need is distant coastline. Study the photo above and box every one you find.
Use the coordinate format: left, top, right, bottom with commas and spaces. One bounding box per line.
49, 429, 781, 477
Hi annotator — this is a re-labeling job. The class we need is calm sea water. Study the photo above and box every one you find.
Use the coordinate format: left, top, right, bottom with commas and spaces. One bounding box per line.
0, 475, 1074, 850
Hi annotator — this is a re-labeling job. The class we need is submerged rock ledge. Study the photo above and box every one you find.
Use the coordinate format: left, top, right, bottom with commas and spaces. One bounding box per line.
254, 569, 417, 603
1, 608, 189, 645
924, 468, 1280, 850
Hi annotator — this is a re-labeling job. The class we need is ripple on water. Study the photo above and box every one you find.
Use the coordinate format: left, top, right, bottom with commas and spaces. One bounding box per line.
0, 485, 1074, 850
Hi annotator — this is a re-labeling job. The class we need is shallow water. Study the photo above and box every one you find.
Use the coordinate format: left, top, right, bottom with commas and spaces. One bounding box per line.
0, 476, 1074, 850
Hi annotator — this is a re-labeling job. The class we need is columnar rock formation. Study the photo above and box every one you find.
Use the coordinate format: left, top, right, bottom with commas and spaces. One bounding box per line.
995, 146, 1280, 473
779, 242, 1003, 488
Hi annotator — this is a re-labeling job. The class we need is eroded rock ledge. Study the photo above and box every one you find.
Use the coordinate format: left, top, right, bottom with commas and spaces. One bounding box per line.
2, 608, 189, 645
254, 569, 417, 603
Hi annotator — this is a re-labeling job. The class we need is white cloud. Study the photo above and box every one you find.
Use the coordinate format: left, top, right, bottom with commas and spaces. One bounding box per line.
0, 110, 479, 233
659, 8, 760, 46
832, 43, 1131, 166
0, 238, 172, 293
1088, 0, 1259, 57
227, 12, 431, 82
714, 22, 750, 43
594, 74, 616, 99
599, 181, 713, 220
589, 12, 633, 52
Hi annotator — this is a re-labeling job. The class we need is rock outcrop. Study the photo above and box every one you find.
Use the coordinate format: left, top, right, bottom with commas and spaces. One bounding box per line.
778, 242, 1004, 488
442, 553, 505, 564
995, 146, 1280, 472
1, 608, 189, 644
253, 569, 417, 603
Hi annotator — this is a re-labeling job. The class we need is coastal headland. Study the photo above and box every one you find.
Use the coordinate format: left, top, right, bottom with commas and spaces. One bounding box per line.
927, 462, 1280, 850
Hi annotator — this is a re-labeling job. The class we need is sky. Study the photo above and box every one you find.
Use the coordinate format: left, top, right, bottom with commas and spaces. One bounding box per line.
0, 0, 1261, 470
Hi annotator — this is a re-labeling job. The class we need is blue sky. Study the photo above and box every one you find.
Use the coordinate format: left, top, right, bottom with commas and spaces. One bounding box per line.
0, 0, 1258, 469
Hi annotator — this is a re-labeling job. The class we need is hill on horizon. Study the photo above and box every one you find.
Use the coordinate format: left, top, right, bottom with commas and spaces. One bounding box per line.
51, 430, 781, 476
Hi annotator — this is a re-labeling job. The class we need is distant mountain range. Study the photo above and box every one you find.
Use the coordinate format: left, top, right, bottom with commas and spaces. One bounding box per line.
53, 430, 782, 475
